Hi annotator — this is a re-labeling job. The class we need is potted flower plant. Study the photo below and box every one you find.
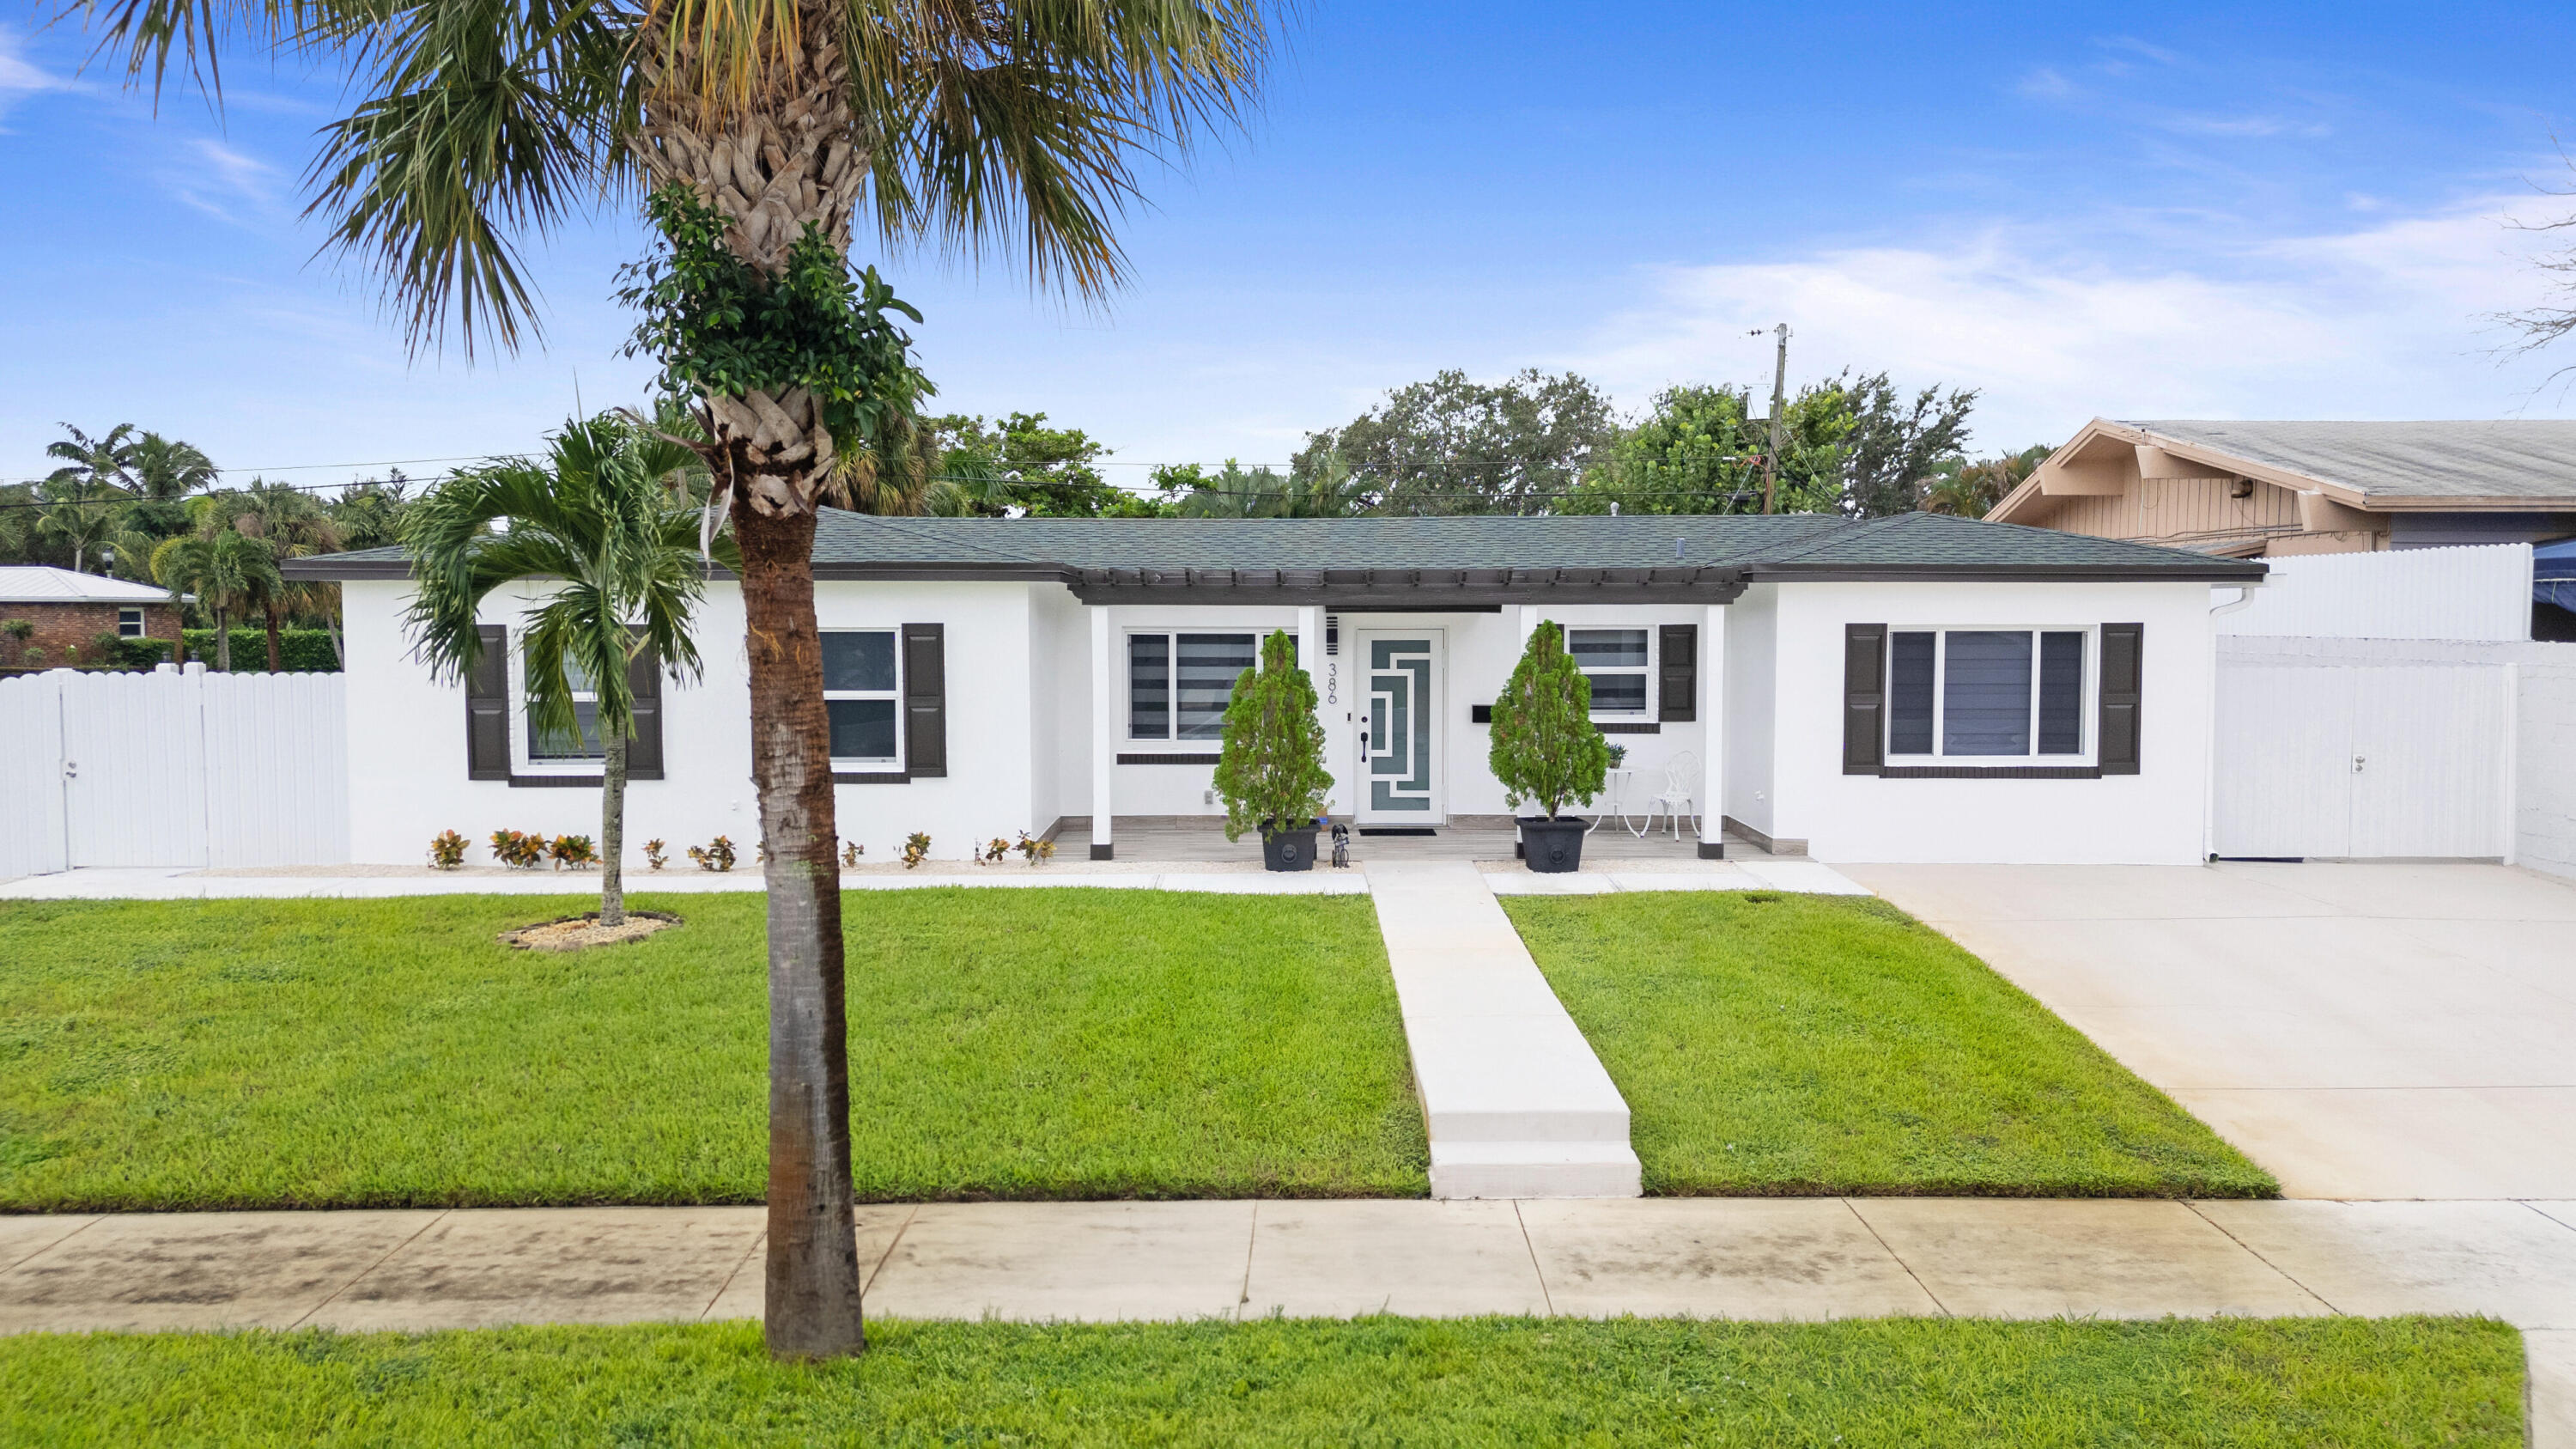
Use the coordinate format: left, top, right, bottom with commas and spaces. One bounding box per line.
1489, 620, 1610, 874
1214, 628, 1333, 871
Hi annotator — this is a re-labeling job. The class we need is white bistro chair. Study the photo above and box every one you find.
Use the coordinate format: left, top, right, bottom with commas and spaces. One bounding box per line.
1641, 750, 1700, 841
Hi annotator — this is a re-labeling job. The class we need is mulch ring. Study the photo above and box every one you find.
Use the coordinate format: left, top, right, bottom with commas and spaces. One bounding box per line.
499, 910, 683, 952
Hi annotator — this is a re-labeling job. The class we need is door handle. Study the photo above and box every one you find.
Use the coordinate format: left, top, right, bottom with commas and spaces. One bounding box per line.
2353, 754, 2366, 773
61, 759, 78, 780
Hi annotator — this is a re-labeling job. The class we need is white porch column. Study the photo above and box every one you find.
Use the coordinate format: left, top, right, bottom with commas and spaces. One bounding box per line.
1297, 605, 1327, 819
1517, 605, 1540, 648
1699, 602, 1727, 859
1090, 605, 1115, 860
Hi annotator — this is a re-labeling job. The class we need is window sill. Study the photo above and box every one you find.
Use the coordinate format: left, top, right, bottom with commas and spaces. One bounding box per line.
1868, 763, 2103, 780
1118, 752, 1224, 765
834, 767, 908, 783
1595, 720, 1661, 734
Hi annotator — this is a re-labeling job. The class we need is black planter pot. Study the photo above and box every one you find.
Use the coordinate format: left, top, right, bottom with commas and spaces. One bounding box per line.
1519, 816, 1586, 874
1261, 826, 1320, 872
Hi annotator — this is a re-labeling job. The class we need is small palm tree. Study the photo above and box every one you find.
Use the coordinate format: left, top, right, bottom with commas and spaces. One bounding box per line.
227, 479, 349, 671
404, 414, 715, 927
151, 524, 277, 672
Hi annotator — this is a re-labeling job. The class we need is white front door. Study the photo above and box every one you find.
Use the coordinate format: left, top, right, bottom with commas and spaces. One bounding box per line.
1357, 630, 1443, 823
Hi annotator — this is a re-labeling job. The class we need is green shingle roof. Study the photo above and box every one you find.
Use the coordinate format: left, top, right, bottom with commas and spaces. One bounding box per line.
289, 509, 2263, 586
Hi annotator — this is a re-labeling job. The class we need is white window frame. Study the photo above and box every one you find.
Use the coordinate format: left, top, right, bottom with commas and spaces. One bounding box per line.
1568, 626, 1655, 720
514, 637, 605, 770
822, 628, 904, 768
117, 607, 145, 638
1883, 625, 2097, 764
1125, 629, 1262, 743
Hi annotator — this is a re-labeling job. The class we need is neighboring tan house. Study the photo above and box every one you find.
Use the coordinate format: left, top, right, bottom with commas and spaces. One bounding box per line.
1990, 420, 2576, 558
0, 567, 184, 666
286, 510, 2260, 868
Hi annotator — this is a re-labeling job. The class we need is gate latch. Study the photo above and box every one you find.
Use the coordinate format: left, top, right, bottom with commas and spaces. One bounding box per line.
60, 759, 78, 780
2352, 754, 2366, 773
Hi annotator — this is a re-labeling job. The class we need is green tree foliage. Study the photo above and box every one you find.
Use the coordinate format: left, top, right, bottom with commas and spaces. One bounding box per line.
403, 413, 720, 925
1294, 368, 1617, 516
1560, 373, 1977, 518
1922, 445, 2052, 518
1488, 621, 1609, 819
150, 524, 277, 673
1145, 455, 1367, 518
1839, 373, 1980, 517
1212, 630, 1332, 840
926, 411, 1149, 516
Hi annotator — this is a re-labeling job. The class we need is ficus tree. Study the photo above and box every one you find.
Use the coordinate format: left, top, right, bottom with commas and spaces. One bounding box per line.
403, 414, 714, 928
1487, 620, 1609, 820
70, 0, 1276, 1361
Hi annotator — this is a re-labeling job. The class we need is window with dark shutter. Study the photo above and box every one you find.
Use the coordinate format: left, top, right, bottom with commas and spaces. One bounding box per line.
465, 624, 509, 780
1842, 623, 1886, 775
902, 623, 947, 777
1657, 624, 1697, 721
624, 632, 665, 781
2098, 623, 2143, 775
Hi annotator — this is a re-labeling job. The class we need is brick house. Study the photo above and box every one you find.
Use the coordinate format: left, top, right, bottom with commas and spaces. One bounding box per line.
0, 567, 186, 667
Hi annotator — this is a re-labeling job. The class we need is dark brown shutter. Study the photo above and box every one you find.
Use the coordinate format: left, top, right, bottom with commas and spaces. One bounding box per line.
623, 631, 665, 782
902, 623, 946, 777
1657, 624, 1697, 721
1842, 623, 1886, 776
465, 624, 509, 781
2099, 622, 2143, 776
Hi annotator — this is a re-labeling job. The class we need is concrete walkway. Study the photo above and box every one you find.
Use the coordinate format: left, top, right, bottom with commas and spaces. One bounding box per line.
1849, 861, 2576, 1200
1364, 861, 1642, 1198
0, 860, 1869, 900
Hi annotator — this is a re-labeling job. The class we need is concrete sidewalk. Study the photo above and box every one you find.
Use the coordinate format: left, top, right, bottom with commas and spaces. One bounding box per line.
7, 1199, 2570, 1437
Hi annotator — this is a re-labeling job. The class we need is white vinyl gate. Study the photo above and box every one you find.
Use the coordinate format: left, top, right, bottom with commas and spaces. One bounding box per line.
2214, 653, 2514, 860
0, 666, 350, 878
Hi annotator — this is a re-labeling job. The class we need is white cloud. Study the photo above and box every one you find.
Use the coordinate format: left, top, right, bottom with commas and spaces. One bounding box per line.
0, 27, 76, 117
1571, 196, 2576, 451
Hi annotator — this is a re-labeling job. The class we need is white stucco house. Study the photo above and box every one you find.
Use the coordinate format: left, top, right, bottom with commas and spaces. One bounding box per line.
284, 510, 2263, 866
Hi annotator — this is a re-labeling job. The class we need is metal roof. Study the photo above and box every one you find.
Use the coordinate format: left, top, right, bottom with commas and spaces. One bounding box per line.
2120, 420, 2576, 505
0, 565, 179, 605
289, 509, 2263, 600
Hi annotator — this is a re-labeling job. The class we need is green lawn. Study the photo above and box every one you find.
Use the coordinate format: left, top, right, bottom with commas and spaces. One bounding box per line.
0, 1317, 2520, 1447
0, 890, 1425, 1210
1504, 892, 2276, 1197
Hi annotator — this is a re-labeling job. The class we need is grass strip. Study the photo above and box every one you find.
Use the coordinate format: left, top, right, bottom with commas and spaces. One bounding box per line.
1505, 892, 2277, 1197
0, 889, 1425, 1209
0, 1316, 2520, 1447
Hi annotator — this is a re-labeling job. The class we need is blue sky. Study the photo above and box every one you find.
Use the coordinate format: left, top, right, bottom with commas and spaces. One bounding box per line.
6, 2, 2576, 490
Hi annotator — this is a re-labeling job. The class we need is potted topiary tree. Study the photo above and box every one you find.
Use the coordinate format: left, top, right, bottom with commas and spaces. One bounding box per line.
1214, 629, 1333, 871
1490, 619, 1611, 874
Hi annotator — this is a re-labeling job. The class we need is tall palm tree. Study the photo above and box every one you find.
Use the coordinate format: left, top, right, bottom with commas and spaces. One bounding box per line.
404, 414, 714, 928
127, 433, 220, 502
151, 525, 277, 672
33, 478, 121, 575
228, 479, 349, 671
81, 0, 1274, 1360
44, 423, 137, 496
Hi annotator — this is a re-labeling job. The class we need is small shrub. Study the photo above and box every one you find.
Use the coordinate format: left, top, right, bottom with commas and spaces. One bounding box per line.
687, 836, 737, 872
488, 829, 546, 869
427, 831, 469, 870
550, 834, 598, 870
23, 645, 47, 667
1489, 620, 1609, 819
1212, 628, 1331, 843
901, 832, 931, 869
643, 839, 668, 871
1014, 831, 1054, 866
1606, 743, 1628, 769
975, 836, 1010, 866
841, 840, 865, 867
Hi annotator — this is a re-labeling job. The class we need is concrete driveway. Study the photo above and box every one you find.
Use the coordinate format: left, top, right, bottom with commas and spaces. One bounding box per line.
1843, 861, 2576, 1200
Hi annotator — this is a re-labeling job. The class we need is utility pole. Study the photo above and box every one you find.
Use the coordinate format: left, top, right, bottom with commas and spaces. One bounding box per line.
1757, 323, 1789, 514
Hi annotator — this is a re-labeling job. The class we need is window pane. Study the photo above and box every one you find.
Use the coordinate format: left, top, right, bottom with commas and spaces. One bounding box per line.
2038, 631, 2086, 755
1175, 633, 1255, 740
560, 652, 597, 695
1942, 631, 2032, 756
531, 700, 603, 759
1888, 631, 1935, 754
822, 631, 896, 692
1568, 629, 1649, 667
828, 698, 898, 760
1127, 634, 1170, 740
1586, 673, 1648, 714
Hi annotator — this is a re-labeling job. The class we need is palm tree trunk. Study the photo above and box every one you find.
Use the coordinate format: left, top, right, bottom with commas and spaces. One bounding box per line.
600, 731, 628, 928
738, 503, 864, 1360
214, 608, 232, 673
264, 605, 284, 673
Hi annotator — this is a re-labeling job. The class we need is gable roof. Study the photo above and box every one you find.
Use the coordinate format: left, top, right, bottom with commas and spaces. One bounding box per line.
1996, 419, 2576, 525
289, 509, 2261, 603
0, 565, 179, 605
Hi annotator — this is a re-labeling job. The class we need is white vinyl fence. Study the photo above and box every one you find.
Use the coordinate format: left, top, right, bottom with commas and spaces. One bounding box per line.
2215, 636, 2576, 875
0, 666, 349, 879
2216, 543, 2534, 642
